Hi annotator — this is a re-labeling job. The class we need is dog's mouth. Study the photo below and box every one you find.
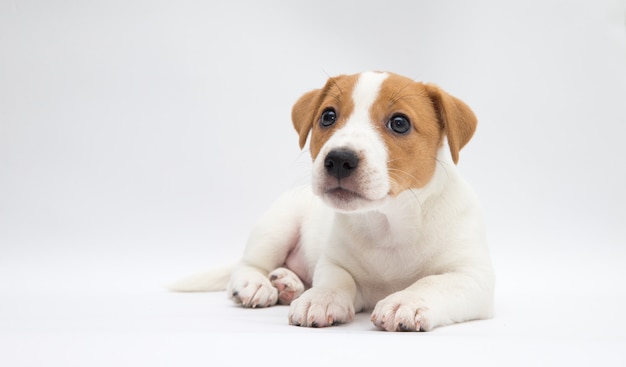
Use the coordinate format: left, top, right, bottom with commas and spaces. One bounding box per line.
325, 187, 366, 202
321, 185, 388, 212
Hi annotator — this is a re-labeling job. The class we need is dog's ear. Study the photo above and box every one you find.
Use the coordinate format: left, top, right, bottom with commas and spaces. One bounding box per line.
425, 84, 477, 164
292, 89, 321, 149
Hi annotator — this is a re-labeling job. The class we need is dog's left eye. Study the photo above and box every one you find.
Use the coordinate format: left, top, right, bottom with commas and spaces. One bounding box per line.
387, 115, 411, 134
320, 108, 337, 127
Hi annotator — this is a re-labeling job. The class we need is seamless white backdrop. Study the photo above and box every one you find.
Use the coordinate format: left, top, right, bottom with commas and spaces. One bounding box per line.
1, 0, 626, 365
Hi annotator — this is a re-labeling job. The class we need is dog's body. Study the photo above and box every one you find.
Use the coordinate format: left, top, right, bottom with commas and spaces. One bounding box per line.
171, 71, 495, 331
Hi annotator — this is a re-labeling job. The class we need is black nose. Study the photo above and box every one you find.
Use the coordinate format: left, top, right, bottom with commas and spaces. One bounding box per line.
324, 149, 360, 179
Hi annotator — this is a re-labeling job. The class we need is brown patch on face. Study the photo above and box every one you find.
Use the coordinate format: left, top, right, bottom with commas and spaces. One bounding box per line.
291, 74, 359, 160
369, 73, 444, 195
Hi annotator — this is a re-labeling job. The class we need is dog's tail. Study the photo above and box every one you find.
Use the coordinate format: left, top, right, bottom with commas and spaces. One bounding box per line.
167, 264, 234, 292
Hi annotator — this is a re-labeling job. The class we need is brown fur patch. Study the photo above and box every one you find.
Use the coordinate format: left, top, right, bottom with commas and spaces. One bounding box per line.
424, 84, 477, 164
292, 74, 359, 159
370, 73, 443, 194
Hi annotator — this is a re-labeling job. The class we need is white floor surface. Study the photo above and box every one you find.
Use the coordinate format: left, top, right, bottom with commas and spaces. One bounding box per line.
1, 245, 625, 366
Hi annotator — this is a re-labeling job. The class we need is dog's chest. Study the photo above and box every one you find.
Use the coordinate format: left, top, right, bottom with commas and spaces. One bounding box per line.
335, 212, 432, 282
351, 241, 430, 309
360, 238, 428, 280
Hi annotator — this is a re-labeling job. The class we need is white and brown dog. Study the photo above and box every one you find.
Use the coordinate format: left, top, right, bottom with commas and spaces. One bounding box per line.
171, 71, 495, 331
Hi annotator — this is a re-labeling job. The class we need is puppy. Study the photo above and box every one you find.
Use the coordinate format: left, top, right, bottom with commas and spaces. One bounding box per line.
171, 71, 495, 331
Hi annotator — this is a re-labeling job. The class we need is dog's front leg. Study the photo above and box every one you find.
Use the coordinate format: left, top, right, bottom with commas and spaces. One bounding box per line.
288, 261, 356, 327
371, 270, 494, 331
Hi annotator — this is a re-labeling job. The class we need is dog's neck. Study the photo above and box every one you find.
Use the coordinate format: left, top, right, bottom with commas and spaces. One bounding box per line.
334, 147, 457, 247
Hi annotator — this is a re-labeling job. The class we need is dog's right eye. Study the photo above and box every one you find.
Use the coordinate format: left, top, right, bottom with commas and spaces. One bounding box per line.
320, 108, 337, 127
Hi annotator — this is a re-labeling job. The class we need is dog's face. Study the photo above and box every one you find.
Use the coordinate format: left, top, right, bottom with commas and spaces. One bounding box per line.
292, 71, 477, 212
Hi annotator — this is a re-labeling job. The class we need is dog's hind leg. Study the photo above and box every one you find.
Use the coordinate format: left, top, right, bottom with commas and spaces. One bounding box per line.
228, 187, 313, 308
269, 267, 305, 305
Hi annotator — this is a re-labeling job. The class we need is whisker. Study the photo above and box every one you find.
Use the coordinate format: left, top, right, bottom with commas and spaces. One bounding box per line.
406, 188, 422, 210
386, 156, 438, 165
296, 148, 311, 161
388, 79, 415, 106
387, 171, 423, 210
388, 168, 422, 188
327, 92, 341, 105
386, 154, 451, 209
322, 68, 343, 95
434, 158, 449, 179
389, 93, 429, 106
288, 148, 313, 188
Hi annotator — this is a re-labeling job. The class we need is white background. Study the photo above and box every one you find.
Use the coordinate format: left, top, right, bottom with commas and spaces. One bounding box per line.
1, 0, 625, 365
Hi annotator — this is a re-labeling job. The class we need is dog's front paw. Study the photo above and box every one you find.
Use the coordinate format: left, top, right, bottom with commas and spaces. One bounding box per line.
371, 292, 431, 332
288, 288, 354, 327
228, 272, 278, 308
269, 267, 305, 305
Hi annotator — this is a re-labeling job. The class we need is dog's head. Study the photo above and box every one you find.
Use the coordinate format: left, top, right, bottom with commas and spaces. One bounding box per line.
292, 71, 477, 212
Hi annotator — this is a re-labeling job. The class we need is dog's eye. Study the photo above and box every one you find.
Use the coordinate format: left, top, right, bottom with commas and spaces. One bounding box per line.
320, 108, 337, 127
387, 115, 411, 134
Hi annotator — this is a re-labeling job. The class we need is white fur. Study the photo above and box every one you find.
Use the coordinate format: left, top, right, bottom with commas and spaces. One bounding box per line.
171, 72, 495, 331
312, 71, 391, 212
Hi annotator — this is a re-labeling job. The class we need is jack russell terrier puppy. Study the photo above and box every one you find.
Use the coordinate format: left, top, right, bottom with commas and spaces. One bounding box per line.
171, 71, 495, 331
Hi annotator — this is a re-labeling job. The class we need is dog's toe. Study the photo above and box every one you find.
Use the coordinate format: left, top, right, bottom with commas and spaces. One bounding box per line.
288, 288, 354, 328
228, 280, 278, 308
269, 267, 305, 305
371, 292, 430, 332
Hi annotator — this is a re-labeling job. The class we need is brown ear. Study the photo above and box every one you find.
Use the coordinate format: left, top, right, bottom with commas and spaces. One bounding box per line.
291, 89, 321, 149
425, 84, 477, 164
